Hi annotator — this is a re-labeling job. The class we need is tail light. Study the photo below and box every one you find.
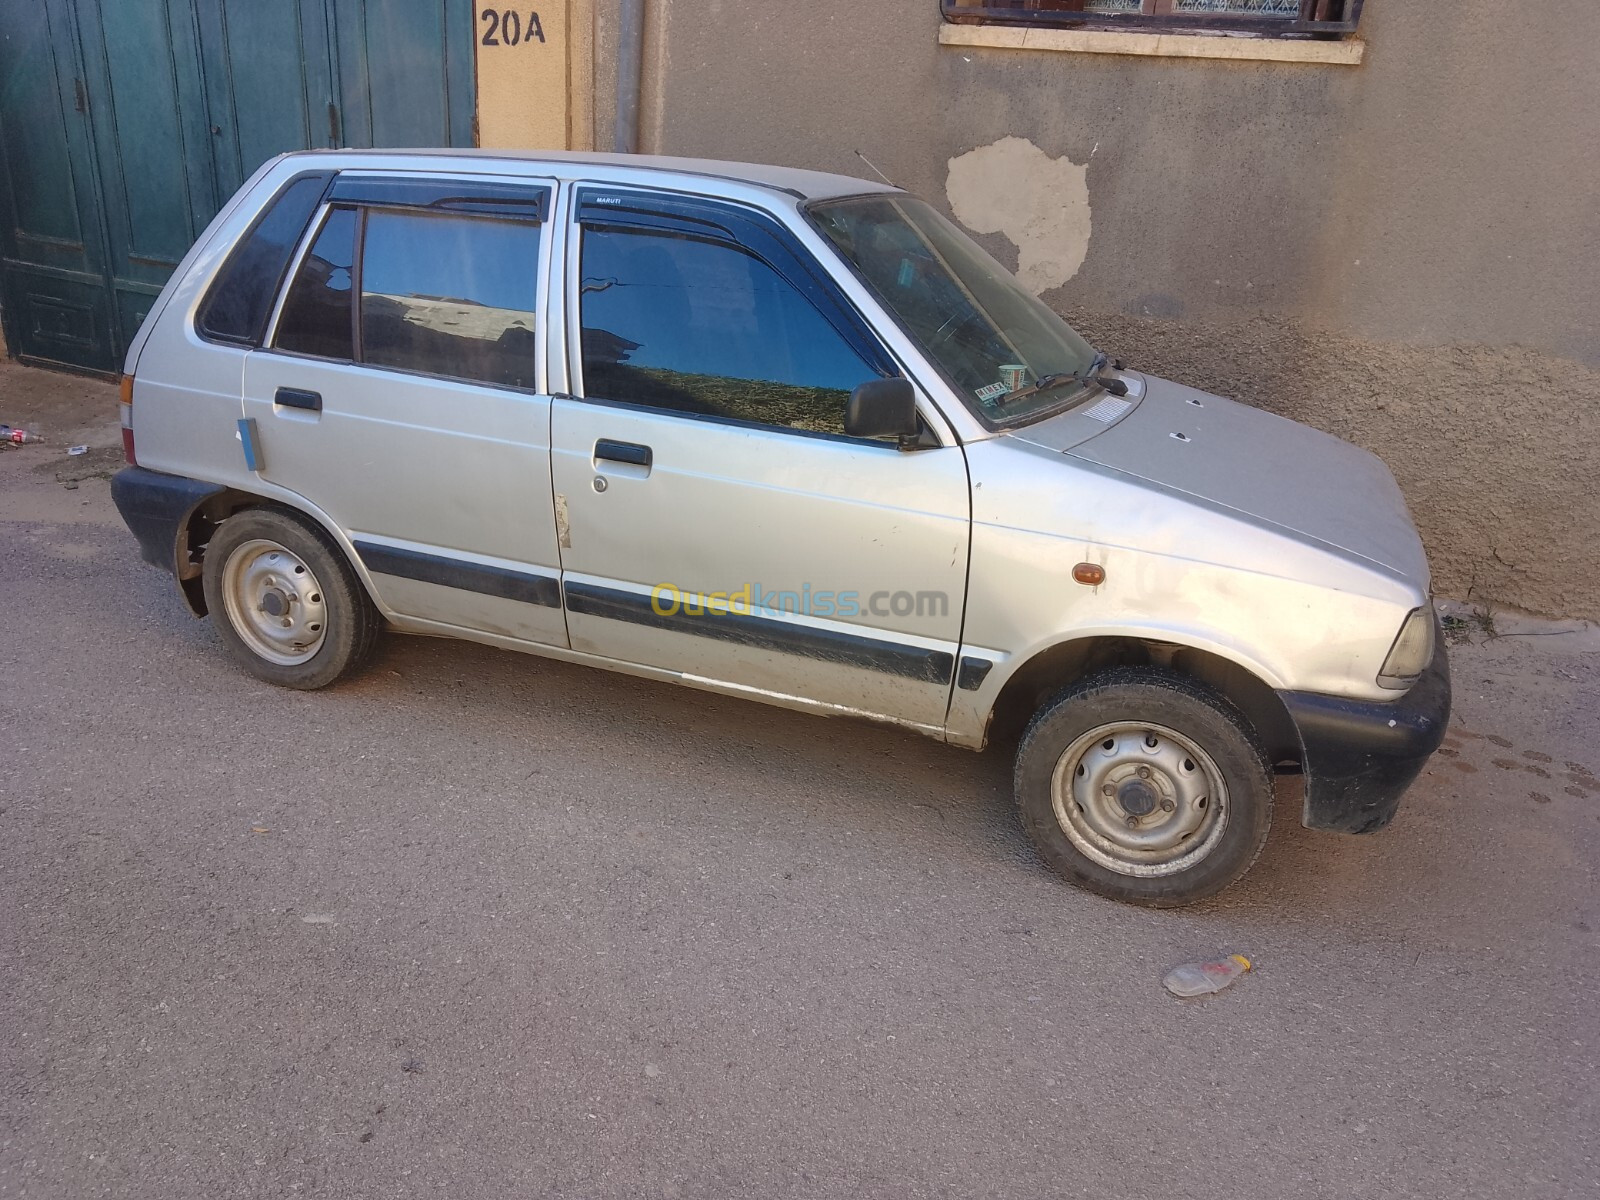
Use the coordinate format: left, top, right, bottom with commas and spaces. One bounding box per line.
119, 374, 137, 466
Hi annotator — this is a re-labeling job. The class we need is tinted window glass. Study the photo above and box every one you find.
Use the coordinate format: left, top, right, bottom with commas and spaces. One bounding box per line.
274, 206, 356, 360
579, 227, 877, 435
197, 172, 330, 346
358, 210, 540, 390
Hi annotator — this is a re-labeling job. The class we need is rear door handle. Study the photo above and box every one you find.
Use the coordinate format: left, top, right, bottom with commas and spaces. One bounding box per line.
274, 387, 322, 412
594, 439, 651, 468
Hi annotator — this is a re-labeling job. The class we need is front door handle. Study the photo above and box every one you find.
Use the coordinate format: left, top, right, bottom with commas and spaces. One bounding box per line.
594, 439, 651, 468
274, 387, 322, 412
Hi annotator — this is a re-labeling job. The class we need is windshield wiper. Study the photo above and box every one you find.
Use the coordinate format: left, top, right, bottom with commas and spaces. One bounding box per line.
997, 352, 1127, 407
999, 371, 1082, 404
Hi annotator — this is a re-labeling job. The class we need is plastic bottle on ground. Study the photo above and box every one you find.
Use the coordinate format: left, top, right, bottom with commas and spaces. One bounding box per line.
1163, 954, 1252, 998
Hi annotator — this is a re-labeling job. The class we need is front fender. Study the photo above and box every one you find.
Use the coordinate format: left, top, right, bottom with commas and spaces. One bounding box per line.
944, 622, 1288, 750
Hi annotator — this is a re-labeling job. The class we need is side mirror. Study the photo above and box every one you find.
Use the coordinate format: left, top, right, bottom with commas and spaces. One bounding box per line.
845, 377, 920, 445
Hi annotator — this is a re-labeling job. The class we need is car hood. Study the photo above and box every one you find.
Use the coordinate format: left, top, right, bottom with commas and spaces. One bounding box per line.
1009, 373, 1429, 582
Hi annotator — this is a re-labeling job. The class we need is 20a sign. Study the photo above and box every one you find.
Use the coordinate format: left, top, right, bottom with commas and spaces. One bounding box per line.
480, 9, 546, 46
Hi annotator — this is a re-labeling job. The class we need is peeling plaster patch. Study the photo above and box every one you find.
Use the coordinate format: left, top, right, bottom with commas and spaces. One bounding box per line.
946, 137, 1091, 295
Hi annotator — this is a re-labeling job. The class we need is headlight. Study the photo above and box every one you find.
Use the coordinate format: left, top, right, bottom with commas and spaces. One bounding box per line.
1378, 606, 1435, 690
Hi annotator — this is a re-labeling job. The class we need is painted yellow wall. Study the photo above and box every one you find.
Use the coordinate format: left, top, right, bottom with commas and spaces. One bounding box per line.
474, 0, 592, 150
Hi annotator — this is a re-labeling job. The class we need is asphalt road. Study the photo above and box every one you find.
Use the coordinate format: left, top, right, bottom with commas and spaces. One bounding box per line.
2, 382, 1597, 1198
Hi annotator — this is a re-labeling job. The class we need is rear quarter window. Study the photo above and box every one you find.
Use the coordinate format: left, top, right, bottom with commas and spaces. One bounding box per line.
196, 172, 332, 347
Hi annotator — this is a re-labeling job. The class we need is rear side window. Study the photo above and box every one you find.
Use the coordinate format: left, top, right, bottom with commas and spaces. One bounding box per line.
271, 201, 542, 391
196, 173, 331, 346
359, 210, 540, 390
275, 207, 357, 361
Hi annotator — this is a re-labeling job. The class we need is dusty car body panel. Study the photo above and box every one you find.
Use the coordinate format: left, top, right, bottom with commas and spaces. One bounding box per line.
114, 148, 1449, 845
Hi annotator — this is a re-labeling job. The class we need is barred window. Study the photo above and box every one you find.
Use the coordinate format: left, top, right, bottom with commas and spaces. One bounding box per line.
942, 1, 1363, 38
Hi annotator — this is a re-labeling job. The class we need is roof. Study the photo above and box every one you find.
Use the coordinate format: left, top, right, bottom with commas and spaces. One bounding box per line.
292, 148, 901, 203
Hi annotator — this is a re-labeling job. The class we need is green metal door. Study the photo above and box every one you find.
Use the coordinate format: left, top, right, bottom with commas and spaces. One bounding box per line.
0, 0, 475, 375
73, 0, 218, 370
0, 0, 122, 372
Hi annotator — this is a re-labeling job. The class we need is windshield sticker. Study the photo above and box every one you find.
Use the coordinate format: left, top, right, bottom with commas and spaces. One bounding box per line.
897, 258, 916, 287
975, 382, 1008, 402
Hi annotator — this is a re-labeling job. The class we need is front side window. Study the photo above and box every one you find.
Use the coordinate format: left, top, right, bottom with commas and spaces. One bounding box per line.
578, 226, 880, 436
359, 210, 540, 390
810, 195, 1097, 428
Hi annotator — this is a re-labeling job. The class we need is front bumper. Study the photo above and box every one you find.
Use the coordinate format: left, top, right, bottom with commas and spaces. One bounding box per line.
1278, 617, 1452, 834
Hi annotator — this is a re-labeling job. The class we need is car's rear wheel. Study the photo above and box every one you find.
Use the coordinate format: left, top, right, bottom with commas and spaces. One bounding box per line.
202, 507, 380, 689
1014, 667, 1273, 906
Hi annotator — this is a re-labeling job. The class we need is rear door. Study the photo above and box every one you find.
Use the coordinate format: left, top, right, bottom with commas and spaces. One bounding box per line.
549, 187, 971, 731
241, 173, 567, 648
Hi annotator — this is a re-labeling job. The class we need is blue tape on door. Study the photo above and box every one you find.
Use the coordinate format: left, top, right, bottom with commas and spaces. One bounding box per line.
236, 418, 262, 473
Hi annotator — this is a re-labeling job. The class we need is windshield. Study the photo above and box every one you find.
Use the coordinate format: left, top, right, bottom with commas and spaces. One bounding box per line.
809, 195, 1099, 427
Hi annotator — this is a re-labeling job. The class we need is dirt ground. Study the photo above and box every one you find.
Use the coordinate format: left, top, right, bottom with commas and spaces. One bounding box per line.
0, 359, 122, 447
2, 359, 1597, 1198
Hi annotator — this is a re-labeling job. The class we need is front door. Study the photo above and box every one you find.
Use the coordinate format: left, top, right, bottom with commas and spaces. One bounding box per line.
550, 188, 971, 732
242, 176, 567, 648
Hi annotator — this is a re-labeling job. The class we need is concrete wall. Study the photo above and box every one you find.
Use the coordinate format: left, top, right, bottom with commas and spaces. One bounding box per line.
474, 0, 595, 151
616, 0, 1600, 619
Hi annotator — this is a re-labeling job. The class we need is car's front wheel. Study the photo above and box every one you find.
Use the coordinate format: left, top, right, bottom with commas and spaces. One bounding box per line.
201, 507, 380, 690
1014, 667, 1273, 907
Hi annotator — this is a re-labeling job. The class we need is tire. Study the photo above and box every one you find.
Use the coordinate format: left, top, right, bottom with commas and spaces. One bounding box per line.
201, 506, 380, 690
1014, 667, 1273, 907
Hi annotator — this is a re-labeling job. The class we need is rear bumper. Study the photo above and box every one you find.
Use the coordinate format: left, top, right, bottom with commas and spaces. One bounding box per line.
111, 466, 225, 613
1278, 618, 1452, 834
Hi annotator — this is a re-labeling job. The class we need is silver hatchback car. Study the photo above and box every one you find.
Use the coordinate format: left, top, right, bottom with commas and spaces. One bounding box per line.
112, 150, 1449, 906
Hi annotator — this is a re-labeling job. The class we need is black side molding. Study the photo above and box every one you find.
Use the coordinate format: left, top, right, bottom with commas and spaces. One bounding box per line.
354, 541, 561, 609
564, 581, 955, 685
956, 656, 994, 692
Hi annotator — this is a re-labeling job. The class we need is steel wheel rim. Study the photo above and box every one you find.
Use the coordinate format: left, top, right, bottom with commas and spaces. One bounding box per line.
221, 538, 329, 666
1050, 721, 1229, 878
